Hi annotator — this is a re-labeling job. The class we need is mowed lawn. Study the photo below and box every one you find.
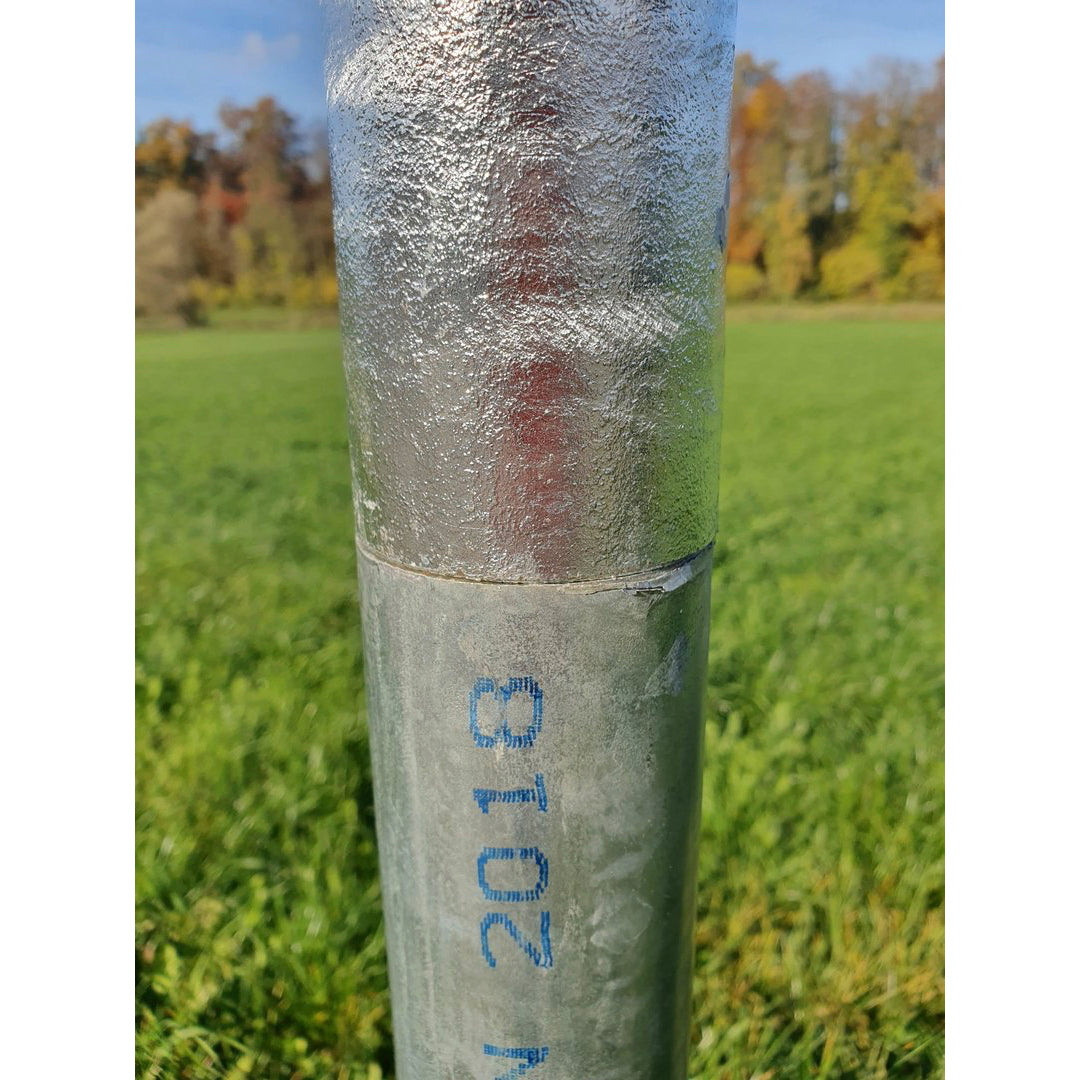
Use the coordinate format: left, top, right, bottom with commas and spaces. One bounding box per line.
136, 316, 944, 1079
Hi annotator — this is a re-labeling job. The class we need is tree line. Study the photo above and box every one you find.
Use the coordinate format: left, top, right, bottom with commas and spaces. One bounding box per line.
135, 54, 943, 322
135, 98, 337, 321
726, 54, 943, 302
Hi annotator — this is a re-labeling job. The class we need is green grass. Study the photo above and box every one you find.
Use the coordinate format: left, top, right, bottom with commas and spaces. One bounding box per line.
136, 317, 944, 1079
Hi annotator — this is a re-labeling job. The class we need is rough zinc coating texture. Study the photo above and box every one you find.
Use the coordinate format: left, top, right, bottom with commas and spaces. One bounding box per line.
323, 0, 737, 582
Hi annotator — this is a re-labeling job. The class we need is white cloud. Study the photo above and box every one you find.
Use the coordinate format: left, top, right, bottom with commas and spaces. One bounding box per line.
238, 31, 301, 68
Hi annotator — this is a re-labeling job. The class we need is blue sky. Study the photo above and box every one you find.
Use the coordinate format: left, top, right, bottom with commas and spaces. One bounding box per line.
136, 0, 944, 135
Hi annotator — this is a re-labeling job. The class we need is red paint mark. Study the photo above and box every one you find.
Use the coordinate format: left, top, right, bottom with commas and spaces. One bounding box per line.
489, 15, 583, 578
493, 349, 586, 579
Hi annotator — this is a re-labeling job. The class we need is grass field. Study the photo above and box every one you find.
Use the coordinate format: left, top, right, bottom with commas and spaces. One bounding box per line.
136, 315, 944, 1079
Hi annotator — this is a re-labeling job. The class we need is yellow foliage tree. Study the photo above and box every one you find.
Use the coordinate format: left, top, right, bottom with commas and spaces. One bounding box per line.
819, 241, 881, 299
135, 120, 210, 208
849, 150, 919, 282
763, 194, 812, 299
894, 189, 945, 299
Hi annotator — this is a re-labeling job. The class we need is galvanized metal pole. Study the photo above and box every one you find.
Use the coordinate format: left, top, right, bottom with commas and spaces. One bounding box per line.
323, 2, 736, 1075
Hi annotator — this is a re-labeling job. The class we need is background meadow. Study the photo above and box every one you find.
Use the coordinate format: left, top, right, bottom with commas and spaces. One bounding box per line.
136, 313, 944, 1077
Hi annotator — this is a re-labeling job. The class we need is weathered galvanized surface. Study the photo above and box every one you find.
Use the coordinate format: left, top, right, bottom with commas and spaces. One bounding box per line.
324, 0, 737, 583
358, 547, 712, 1079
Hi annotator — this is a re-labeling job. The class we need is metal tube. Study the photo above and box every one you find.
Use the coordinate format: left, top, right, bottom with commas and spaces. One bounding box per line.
323, 1, 736, 1075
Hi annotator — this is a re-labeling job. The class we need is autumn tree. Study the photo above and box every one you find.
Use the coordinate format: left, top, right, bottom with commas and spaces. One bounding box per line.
820, 59, 941, 299
895, 187, 944, 299
217, 97, 307, 304
135, 189, 202, 321
763, 193, 812, 298
728, 54, 789, 269
728, 58, 831, 298
291, 128, 336, 284
785, 71, 838, 277
135, 119, 214, 208
910, 57, 945, 190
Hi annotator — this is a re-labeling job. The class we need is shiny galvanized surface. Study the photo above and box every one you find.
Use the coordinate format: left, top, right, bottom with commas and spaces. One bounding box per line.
324, 0, 736, 582
358, 547, 712, 1079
